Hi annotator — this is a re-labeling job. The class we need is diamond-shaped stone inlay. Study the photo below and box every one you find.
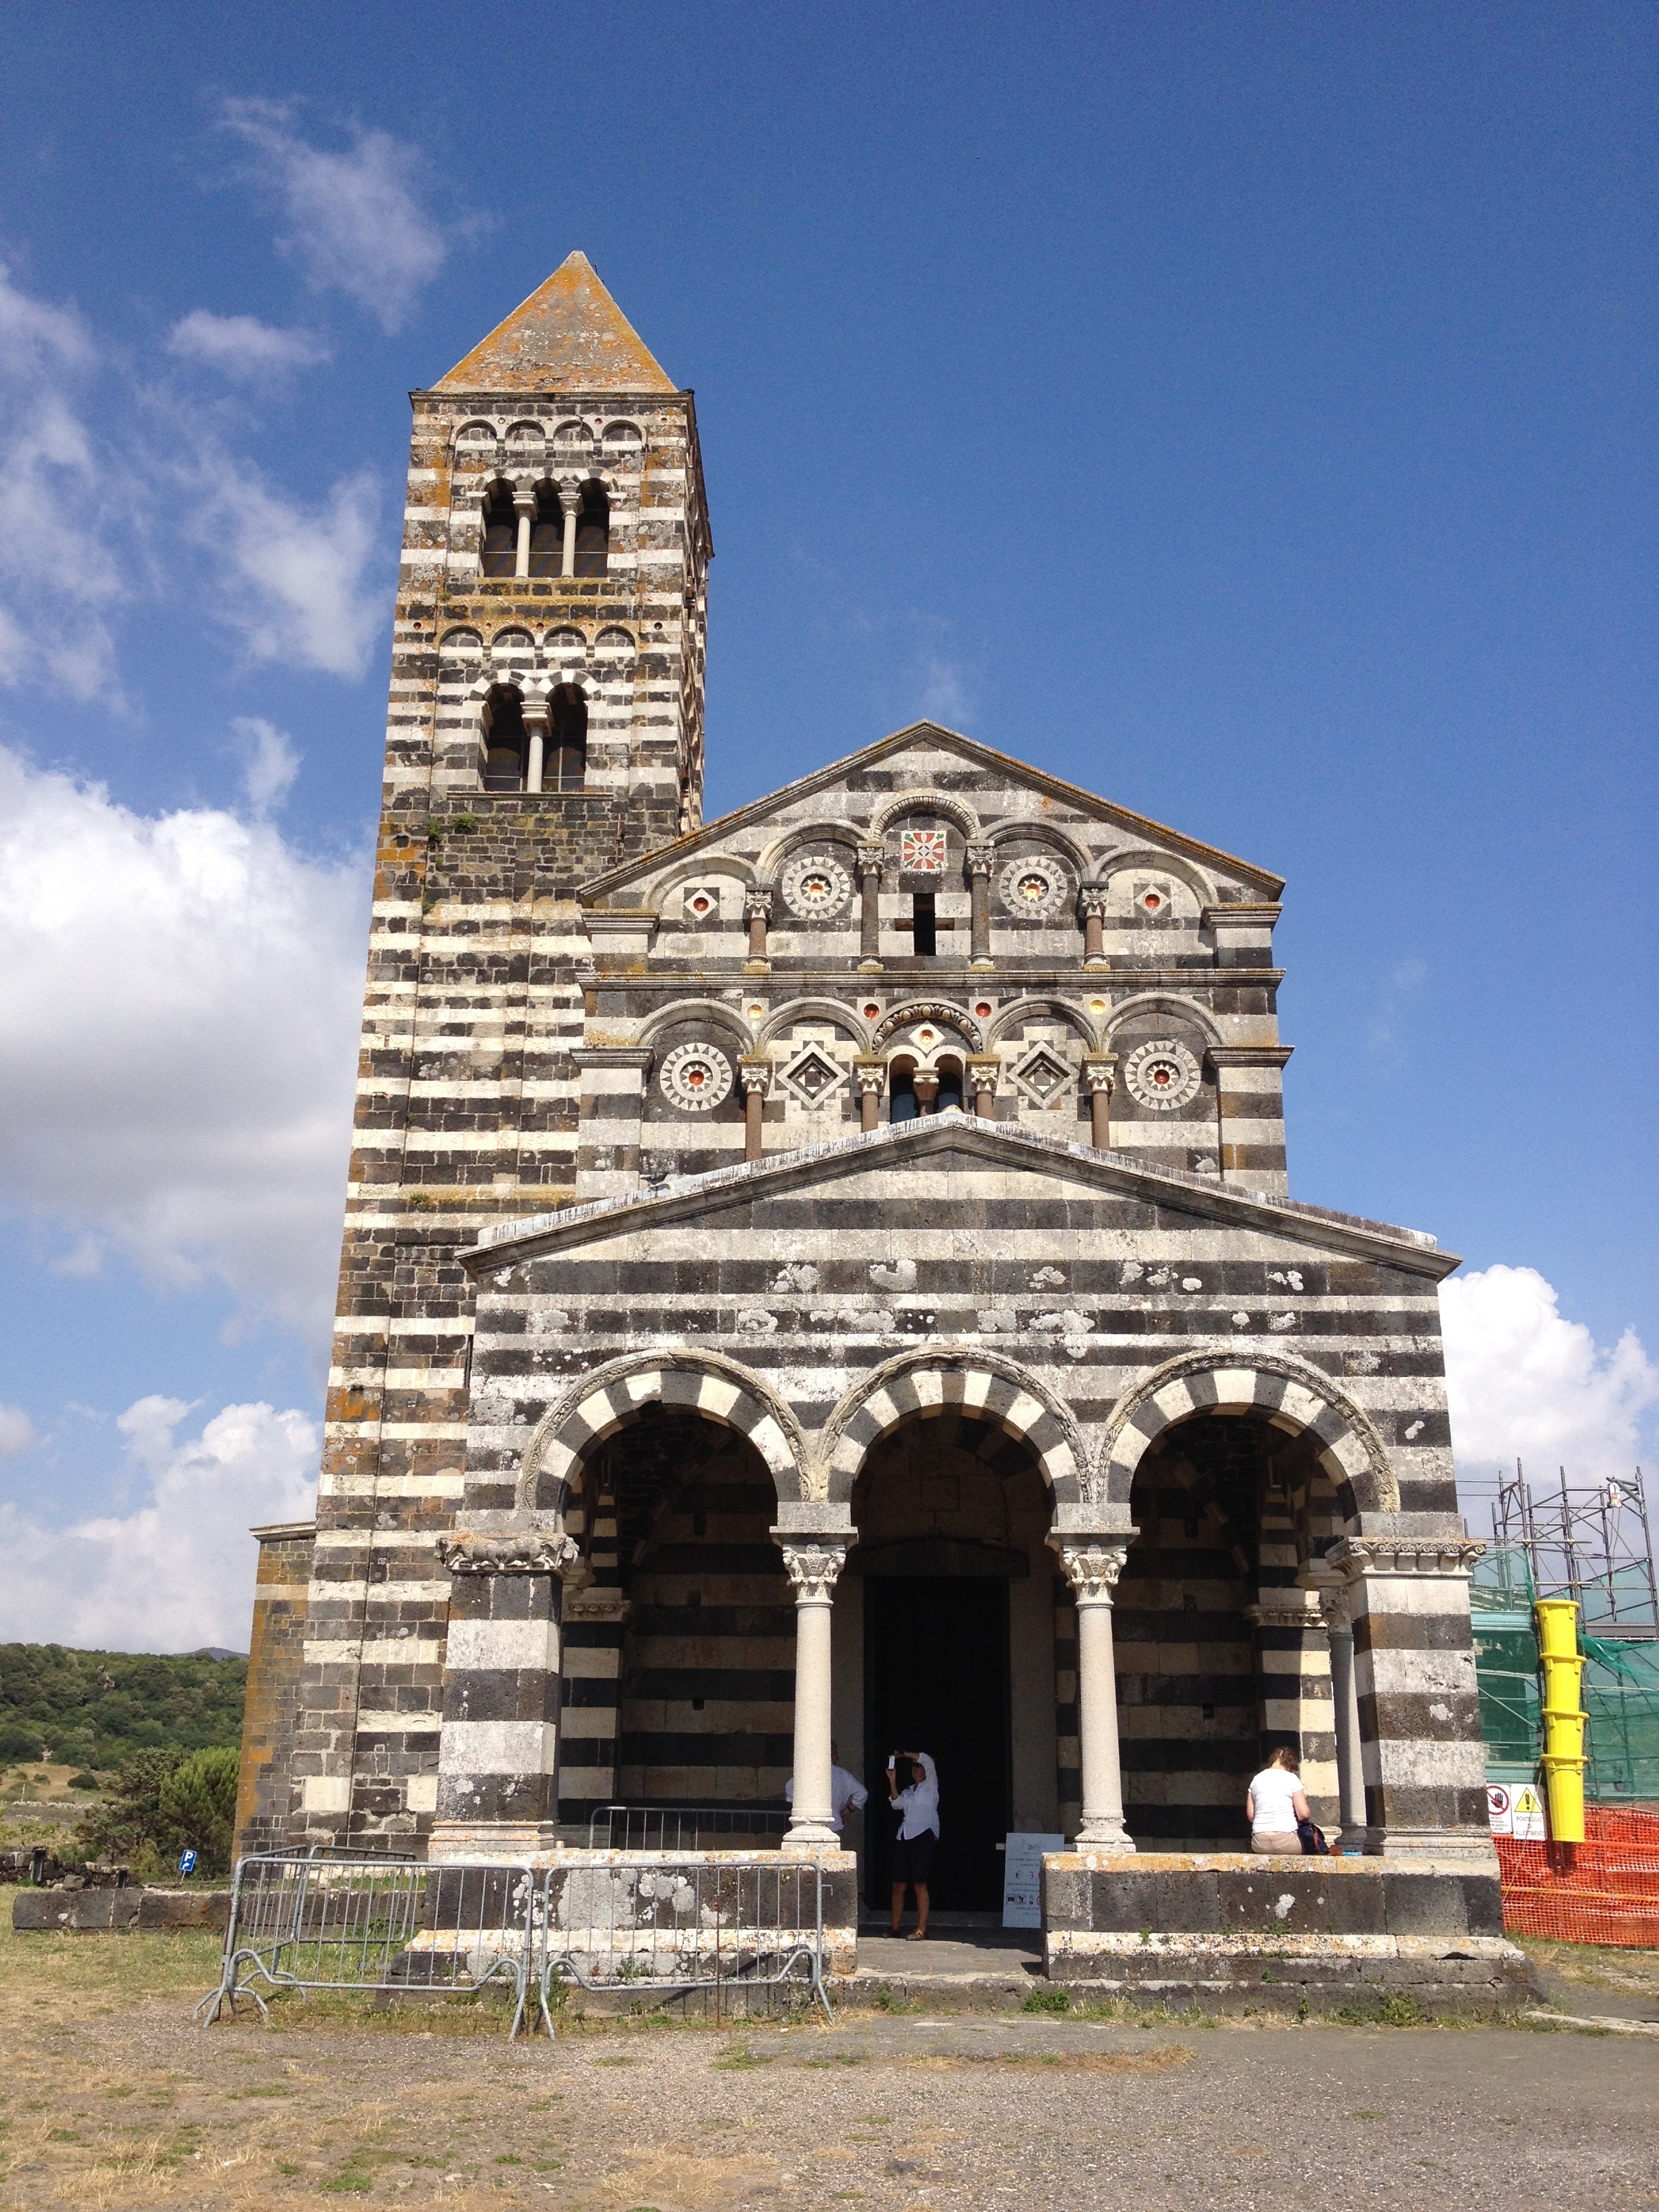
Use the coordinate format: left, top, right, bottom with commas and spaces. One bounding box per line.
779, 1045, 848, 1111
1010, 1044, 1073, 1109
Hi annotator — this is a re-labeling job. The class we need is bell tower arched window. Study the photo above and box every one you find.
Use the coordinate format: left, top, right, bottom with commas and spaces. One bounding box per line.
480, 485, 516, 577
546, 684, 587, 792
528, 485, 564, 577
573, 484, 609, 577
481, 684, 527, 790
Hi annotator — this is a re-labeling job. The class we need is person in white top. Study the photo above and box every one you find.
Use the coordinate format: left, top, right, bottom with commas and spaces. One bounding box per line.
886, 1749, 940, 1939
784, 1742, 869, 1834
1246, 1744, 1311, 1853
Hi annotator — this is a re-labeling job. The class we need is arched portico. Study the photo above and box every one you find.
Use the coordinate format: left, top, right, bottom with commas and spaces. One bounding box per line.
817, 1345, 1088, 1504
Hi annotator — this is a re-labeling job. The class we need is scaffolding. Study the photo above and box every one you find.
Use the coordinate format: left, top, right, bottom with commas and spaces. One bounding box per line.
1462, 1465, 1659, 1804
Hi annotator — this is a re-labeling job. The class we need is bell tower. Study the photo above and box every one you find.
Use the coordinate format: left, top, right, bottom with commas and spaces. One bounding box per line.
241, 256, 709, 1854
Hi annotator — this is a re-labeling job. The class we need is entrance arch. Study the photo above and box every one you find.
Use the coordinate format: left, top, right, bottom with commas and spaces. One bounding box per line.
819, 1346, 1088, 1504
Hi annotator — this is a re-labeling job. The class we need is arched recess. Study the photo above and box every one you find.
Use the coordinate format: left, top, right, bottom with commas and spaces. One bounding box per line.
1101, 991, 1225, 1050
754, 820, 863, 886
756, 996, 872, 1053
1096, 1349, 1399, 1520
987, 996, 1098, 1052
634, 997, 755, 1054
817, 1345, 1086, 1504
1088, 846, 1218, 909
867, 787, 983, 840
872, 1000, 985, 1053
642, 851, 760, 913
980, 818, 1094, 876
518, 1349, 808, 1511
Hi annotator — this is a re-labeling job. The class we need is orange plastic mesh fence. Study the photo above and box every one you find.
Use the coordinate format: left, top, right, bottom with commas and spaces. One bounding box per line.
1496, 1804, 1659, 1946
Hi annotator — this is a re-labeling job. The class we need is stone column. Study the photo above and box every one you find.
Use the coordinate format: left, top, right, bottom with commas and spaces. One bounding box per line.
428, 1530, 588, 1861
857, 843, 884, 970
1055, 1542, 1134, 1850
1079, 888, 1109, 968
560, 483, 581, 577
513, 489, 535, 580
1305, 1567, 1368, 1847
743, 887, 773, 969
522, 703, 548, 796
739, 1058, 771, 1163
966, 840, 996, 967
1328, 1532, 1495, 1862
1080, 1057, 1116, 1149
912, 1069, 939, 1115
779, 1540, 849, 1848
853, 1058, 885, 1132
968, 1057, 1000, 1120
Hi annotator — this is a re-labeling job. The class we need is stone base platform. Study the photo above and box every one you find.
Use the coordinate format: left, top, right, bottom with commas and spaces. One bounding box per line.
1040, 1851, 1540, 2014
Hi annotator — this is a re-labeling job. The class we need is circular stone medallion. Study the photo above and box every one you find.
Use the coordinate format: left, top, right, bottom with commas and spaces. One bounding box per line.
1122, 1038, 1202, 1113
780, 851, 852, 920
659, 1041, 735, 1113
998, 855, 1069, 920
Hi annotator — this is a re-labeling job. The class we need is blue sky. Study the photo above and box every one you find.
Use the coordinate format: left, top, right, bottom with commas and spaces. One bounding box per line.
0, 3, 1654, 1645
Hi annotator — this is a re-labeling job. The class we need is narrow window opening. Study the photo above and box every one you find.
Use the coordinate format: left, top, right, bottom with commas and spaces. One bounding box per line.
935, 1059, 964, 1114
890, 1066, 920, 1124
573, 484, 609, 577
481, 684, 526, 791
912, 890, 937, 956
480, 484, 516, 577
527, 484, 563, 577
546, 684, 587, 791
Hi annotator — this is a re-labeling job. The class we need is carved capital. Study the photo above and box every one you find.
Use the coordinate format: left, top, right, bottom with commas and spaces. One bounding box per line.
779, 1540, 849, 1603
1057, 1541, 1128, 1605
856, 842, 885, 880
1317, 1585, 1355, 1636
967, 1056, 1000, 1097
438, 1531, 588, 1580
1078, 888, 1110, 921
965, 839, 996, 878
512, 487, 537, 520
743, 886, 775, 922
739, 1057, 772, 1098
1080, 1055, 1118, 1097
852, 1058, 886, 1097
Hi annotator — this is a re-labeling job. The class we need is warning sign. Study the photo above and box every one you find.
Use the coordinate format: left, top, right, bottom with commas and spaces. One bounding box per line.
1511, 1782, 1547, 1841
1486, 1784, 1513, 1836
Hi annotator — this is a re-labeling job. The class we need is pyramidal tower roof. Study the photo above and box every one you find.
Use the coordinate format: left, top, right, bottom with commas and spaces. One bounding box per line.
434, 251, 678, 394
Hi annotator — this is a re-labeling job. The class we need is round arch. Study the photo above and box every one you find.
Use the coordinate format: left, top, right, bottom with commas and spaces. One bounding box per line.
867, 787, 983, 840
1102, 990, 1225, 1050
817, 1345, 1087, 1504
979, 818, 1094, 876
872, 1000, 985, 1053
753, 819, 865, 887
755, 996, 872, 1052
641, 851, 761, 913
518, 1348, 808, 1509
1088, 845, 1218, 907
634, 997, 755, 1053
987, 996, 1099, 1051
1095, 1349, 1399, 1519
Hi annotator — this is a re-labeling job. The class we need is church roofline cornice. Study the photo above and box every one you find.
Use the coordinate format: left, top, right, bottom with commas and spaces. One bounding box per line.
461, 1114, 1456, 1280
576, 724, 1286, 905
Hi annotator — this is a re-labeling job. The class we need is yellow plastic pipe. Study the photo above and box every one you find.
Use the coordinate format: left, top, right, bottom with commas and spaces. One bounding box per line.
1534, 1597, 1587, 1845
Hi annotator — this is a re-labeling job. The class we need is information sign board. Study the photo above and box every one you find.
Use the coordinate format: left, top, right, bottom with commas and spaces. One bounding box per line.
1002, 1832, 1065, 1929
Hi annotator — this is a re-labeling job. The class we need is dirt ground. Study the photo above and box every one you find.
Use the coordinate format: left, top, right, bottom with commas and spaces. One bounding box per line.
0, 1897, 1655, 2211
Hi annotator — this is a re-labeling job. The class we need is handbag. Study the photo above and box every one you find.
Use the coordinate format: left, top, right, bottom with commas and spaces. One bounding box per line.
1296, 1817, 1330, 1856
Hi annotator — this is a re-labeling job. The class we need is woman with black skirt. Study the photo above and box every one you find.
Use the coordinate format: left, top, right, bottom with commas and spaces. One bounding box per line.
887, 1750, 939, 1940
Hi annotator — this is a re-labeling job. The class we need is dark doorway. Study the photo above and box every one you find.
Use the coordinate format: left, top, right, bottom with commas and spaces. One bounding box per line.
862, 1576, 1010, 1911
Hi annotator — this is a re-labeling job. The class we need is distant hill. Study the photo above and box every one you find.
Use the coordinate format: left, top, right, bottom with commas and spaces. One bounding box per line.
0, 1644, 247, 1771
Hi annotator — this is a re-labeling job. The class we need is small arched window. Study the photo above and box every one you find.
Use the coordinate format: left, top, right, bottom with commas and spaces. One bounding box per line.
573, 484, 609, 577
935, 1058, 965, 1114
889, 1062, 920, 1124
528, 484, 563, 577
482, 684, 526, 790
546, 684, 587, 792
480, 485, 516, 577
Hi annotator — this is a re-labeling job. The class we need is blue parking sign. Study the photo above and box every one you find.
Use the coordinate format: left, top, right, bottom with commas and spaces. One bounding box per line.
178, 1848, 197, 1877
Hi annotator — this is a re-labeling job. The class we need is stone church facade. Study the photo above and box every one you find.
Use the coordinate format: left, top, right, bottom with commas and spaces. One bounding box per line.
236, 255, 1501, 1947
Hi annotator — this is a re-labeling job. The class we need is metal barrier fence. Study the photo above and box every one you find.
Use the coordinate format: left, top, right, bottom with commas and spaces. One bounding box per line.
197, 1852, 831, 2035
196, 1855, 546, 2039
544, 1856, 832, 2024
585, 1804, 792, 1851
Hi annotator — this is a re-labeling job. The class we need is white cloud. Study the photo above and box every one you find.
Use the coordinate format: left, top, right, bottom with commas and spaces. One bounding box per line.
0, 261, 129, 699
0, 1405, 38, 1458
232, 714, 301, 813
0, 1395, 316, 1651
0, 744, 369, 1340
218, 99, 450, 333
1442, 1264, 1659, 1489
167, 309, 329, 380
190, 451, 386, 678
917, 653, 974, 727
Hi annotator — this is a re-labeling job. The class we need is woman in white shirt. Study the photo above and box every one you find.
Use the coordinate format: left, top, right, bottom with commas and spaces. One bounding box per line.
886, 1750, 939, 1939
1246, 1744, 1311, 1853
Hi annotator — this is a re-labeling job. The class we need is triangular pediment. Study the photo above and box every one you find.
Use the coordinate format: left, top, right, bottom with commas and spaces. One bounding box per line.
580, 721, 1282, 905
463, 1116, 1452, 1277
434, 251, 678, 395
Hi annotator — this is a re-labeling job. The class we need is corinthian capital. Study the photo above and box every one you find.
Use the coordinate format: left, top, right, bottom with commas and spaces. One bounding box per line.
780, 1540, 849, 1602
1057, 1541, 1128, 1605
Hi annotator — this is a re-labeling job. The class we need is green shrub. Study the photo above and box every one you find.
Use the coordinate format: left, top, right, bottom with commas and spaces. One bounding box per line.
158, 1747, 239, 1875
66, 1772, 100, 1791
